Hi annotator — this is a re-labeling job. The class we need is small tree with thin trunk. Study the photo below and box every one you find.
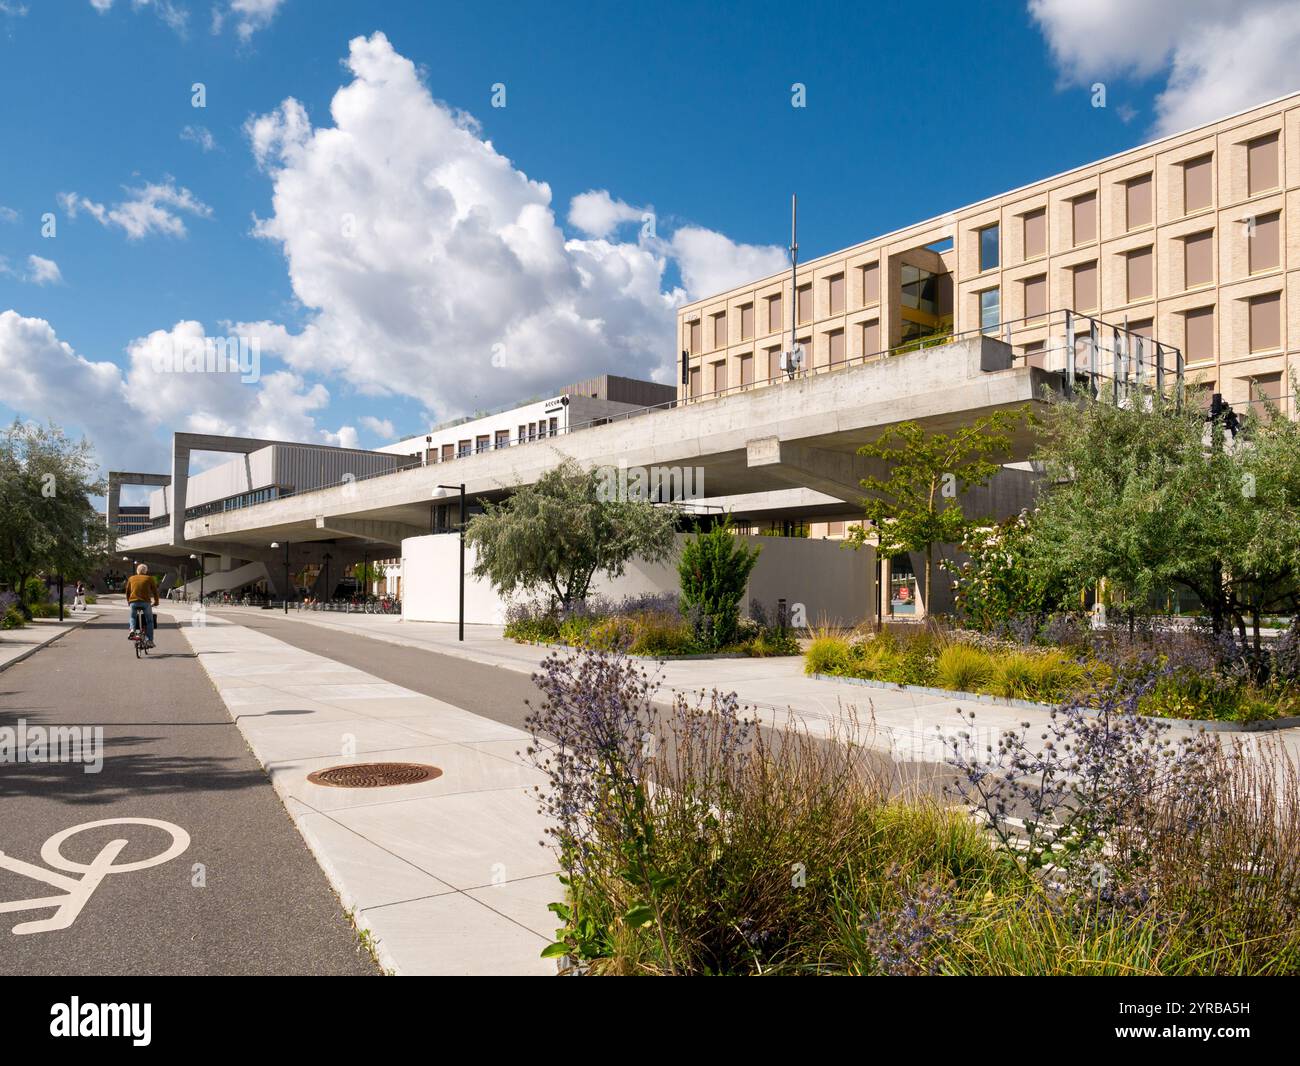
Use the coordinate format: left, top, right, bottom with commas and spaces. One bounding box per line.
844, 410, 1023, 617
466, 459, 678, 614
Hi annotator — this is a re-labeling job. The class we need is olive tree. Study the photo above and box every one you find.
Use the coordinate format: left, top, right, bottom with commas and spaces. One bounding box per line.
465, 459, 678, 613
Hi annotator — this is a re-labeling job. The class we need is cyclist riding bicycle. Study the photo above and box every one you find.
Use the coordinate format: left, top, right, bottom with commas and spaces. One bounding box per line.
125, 563, 160, 649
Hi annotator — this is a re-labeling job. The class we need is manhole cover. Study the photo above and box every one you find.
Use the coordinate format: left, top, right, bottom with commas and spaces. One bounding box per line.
307, 762, 443, 788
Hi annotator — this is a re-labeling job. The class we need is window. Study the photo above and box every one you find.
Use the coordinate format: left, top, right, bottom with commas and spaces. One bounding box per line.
527, 422, 537, 441
494, 430, 510, 449
687, 319, 701, 354
797, 283, 812, 324
900, 264, 938, 313
1072, 261, 1098, 311
828, 273, 845, 315
548, 417, 559, 437
1246, 372, 1283, 416
1183, 154, 1213, 213
766, 346, 782, 379
1023, 340, 1046, 368
1249, 292, 1281, 352
827, 521, 846, 537
979, 224, 1000, 271
1072, 192, 1097, 245
1126, 174, 1153, 229
797, 337, 811, 365
1184, 306, 1215, 363
860, 262, 880, 304
767, 294, 783, 333
1250, 212, 1280, 273
979, 288, 1000, 332
1023, 208, 1047, 259
441, 443, 454, 462
1247, 133, 1279, 195
457, 439, 471, 457
739, 303, 754, 341
739, 352, 753, 386
712, 312, 727, 349
1183, 230, 1213, 288
860, 319, 880, 356
476, 434, 490, 454
827, 328, 845, 365
1126, 247, 1153, 302
688, 366, 701, 397
517, 424, 527, 443
712, 360, 727, 393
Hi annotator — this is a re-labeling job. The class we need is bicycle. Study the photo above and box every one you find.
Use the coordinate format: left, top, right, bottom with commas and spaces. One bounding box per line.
128, 627, 152, 658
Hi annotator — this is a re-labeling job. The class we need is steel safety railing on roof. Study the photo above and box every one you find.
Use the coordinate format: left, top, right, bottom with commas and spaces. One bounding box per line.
133, 308, 1184, 527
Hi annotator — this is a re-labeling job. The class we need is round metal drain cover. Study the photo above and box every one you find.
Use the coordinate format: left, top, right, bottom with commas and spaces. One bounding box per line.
307, 762, 443, 788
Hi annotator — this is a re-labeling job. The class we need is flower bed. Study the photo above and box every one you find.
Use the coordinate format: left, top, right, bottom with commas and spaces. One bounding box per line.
805, 622, 1300, 723
505, 594, 801, 659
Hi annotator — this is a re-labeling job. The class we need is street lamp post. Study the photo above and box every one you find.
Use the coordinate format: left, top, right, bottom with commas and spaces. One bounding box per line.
435, 483, 466, 641
323, 552, 332, 605
271, 542, 290, 613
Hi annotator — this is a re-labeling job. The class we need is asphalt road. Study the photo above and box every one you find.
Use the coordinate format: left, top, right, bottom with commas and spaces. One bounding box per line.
0, 610, 378, 976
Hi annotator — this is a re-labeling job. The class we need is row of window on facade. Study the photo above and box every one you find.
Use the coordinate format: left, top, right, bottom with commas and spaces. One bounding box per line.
414, 417, 561, 463
687, 132, 1283, 355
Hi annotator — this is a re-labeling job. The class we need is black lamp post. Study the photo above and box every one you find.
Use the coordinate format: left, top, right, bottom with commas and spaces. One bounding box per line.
323, 551, 332, 604
436, 483, 466, 641
271, 541, 290, 613
189, 552, 204, 601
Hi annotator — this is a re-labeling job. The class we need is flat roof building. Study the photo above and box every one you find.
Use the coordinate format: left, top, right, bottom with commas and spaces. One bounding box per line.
677, 89, 1300, 422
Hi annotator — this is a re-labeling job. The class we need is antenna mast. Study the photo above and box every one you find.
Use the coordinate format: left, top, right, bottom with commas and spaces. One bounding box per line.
788, 193, 798, 377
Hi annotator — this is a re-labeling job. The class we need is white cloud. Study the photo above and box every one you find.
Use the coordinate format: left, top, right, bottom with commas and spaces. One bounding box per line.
360, 415, 395, 439
59, 178, 213, 239
0, 205, 18, 223
26, 255, 62, 285
212, 0, 285, 41
669, 226, 787, 302
180, 124, 218, 152
90, 0, 188, 34
1029, 0, 1300, 134
242, 32, 782, 422
0, 311, 354, 472
568, 190, 646, 239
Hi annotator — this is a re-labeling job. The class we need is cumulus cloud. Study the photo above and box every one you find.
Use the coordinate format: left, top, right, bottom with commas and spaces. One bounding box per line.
669, 226, 788, 302
0, 311, 355, 472
242, 32, 782, 422
0, 205, 19, 223
58, 178, 213, 239
1029, 0, 1300, 134
360, 415, 395, 439
568, 190, 647, 239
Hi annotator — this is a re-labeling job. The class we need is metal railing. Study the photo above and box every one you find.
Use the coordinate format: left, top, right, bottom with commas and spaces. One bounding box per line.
133, 308, 1183, 528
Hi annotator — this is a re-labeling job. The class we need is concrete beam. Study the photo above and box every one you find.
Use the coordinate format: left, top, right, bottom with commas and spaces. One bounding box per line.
746, 438, 887, 504
314, 516, 426, 545
106, 470, 171, 551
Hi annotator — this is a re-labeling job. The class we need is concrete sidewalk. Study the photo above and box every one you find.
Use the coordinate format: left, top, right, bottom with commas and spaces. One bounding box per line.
214, 607, 1036, 763
0, 611, 97, 672
174, 610, 560, 976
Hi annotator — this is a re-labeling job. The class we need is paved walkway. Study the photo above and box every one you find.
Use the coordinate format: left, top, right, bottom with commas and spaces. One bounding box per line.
177, 610, 560, 976
0, 612, 96, 673
0, 603, 377, 976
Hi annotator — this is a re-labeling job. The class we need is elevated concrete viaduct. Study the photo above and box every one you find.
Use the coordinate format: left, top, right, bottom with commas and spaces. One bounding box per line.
117, 336, 1058, 579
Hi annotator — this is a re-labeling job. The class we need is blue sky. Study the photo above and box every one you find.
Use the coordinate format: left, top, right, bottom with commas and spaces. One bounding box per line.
1, 0, 1298, 482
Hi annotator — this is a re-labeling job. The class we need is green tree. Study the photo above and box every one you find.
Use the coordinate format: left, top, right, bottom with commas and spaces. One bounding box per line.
677, 519, 760, 648
465, 459, 678, 613
1029, 388, 1300, 649
0, 420, 108, 616
845, 410, 1024, 616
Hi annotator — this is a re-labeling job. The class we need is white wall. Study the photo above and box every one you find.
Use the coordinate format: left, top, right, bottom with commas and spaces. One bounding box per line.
401, 532, 876, 627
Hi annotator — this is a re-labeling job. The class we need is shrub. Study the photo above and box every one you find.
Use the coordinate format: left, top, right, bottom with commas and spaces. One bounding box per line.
934, 643, 994, 693
678, 521, 760, 649
804, 634, 854, 675
2, 606, 25, 630
28, 602, 60, 619
990, 650, 1038, 699
627, 614, 697, 657
23, 576, 48, 606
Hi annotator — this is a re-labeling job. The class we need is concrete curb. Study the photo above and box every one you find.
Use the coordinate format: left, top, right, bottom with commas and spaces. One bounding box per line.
807, 672, 1300, 732
0, 611, 98, 673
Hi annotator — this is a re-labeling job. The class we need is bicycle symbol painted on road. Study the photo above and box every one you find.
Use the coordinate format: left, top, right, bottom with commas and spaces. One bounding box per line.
0, 818, 190, 935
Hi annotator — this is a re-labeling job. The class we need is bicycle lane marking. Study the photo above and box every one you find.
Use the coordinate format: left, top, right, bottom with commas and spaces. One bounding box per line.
0, 818, 190, 935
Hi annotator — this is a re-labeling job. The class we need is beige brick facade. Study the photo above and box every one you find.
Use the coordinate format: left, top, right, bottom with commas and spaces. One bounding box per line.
677, 91, 1300, 424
